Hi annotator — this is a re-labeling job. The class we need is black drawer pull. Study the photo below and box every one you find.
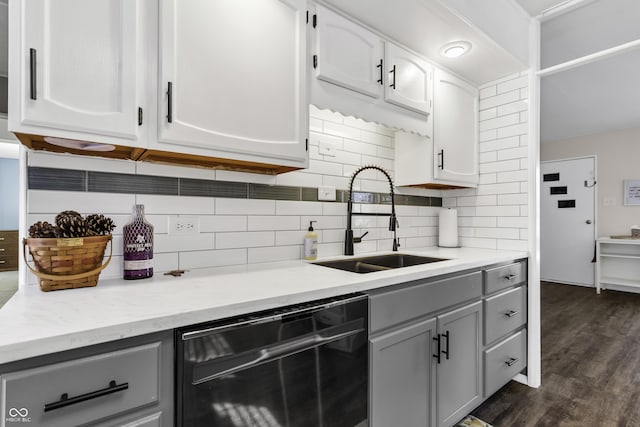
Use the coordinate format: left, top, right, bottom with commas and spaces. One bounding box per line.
166, 82, 173, 123
504, 310, 519, 318
442, 330, 450, 360
505, 357, 519, 367
432, 334, 441, 364
30, 48, 37, 100
44, 380, 129, 412
389, 64, 396, 89
437, 149, 444, 169
376, 59, 383, 85
503, 273, 517, 281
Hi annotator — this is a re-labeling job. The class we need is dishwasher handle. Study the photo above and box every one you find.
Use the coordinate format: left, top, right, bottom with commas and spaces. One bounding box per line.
192, 318, 364, 385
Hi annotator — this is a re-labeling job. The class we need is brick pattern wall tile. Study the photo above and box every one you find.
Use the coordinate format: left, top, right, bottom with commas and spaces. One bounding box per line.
26, 106, 442, 284
443, 72, 529, 251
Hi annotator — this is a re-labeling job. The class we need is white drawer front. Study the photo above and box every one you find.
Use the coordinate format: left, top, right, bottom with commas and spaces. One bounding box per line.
1, 343, 160, 427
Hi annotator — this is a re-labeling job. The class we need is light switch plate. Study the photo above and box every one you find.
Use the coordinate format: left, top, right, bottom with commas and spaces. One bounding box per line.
169, 216, 200, 234
318, 186, 336, 201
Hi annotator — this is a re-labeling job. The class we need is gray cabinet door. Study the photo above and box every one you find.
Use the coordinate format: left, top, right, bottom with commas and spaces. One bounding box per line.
436, 301, 482, 427
370, 317, 437, 427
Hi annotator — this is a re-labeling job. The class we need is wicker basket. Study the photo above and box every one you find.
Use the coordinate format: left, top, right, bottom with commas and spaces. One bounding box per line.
23, 235, 113, 292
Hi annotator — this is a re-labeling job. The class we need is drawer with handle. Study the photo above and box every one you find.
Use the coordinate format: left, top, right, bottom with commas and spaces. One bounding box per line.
484, 329, 526, 397
1, 342, 161, 427
484, 285, 526, 345
484, 261, 527, 294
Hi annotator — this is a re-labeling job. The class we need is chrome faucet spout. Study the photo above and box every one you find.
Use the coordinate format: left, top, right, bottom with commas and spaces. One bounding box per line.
344, 165, 399, 255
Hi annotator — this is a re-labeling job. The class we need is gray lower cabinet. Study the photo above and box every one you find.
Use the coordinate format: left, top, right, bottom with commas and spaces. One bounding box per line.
370, 318, 437, 427
0, 332, 173, 427
436, 301, 482, 427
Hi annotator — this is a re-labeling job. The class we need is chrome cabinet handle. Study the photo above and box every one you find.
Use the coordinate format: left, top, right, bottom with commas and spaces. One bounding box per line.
504, 310, 519, 318
505, 357, 519, 367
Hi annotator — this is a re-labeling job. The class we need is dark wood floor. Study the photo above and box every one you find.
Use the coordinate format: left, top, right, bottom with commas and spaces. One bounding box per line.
472, 282, 640, 427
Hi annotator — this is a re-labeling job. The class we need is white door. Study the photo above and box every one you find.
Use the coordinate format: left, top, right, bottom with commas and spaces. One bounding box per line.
384, 42, 432, 115
157, 0, 308, 165
22, 0, 142, 140
432, 68, 479, 185
314, 5, 383, 98
541, 157, 596, 286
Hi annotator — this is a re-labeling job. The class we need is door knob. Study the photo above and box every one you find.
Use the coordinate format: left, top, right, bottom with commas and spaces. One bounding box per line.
586, 220, 592, 224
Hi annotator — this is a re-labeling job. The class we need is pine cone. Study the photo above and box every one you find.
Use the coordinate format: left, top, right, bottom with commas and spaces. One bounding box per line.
55, 213, 87, 238
28, 221, 57, 238
86, 214, 116, 236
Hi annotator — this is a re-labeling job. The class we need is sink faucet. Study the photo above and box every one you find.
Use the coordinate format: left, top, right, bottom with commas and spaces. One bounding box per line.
345, 165, 399, 255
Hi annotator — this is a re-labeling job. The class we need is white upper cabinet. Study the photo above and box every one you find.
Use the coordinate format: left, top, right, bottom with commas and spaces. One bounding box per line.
17, 0, 145, 142
384, 42, 433, 116
314, 5, 382, 98
155, 0, 308, 167
432, 68, 479, 185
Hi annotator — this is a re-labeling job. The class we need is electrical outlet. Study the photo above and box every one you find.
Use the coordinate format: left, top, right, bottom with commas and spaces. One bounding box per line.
169, 216, 199, 234
318, 186, 336, 201
603, 197, 616, 207
318, 141, 336, 157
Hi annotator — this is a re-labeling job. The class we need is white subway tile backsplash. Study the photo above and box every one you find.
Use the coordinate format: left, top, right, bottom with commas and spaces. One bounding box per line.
155, 233, 215, 253
302, 215, 345, 230
322, 202, 348, 216
28, 190, 136, 214
497, 239, 528, 251
479, 152, 498, 163
479, 108, 498, 121
248, 216, 301, 231
321, 229, 344, 243
361, 156, 393, 172
458, 217, 497, 228
480, 159, 521, 174
497, 76, 528, 94
497, 170, 528, 183
333, 150, 362, 166
276, 171, 323, 188
479, 86, 497, 99
276, 201, 323, 216
276, 230, 307, 246
343, 138, 378, 156
497, 123, 528, 139
309, 131, 344, 150
479, 113, 519, 132
216, 231, 275, 249
475, 206, 520, 217
343, 116, 380, 132
308, 159, 343, 176
322, 175, 350, 190
360, 130, 393, 147
248, 245, 301, 264
498, 193, 528, 206
479, 136, 520, 152
497, 100, 528, 117
139, 195, 215, 215
497, 146, 528, 161
479, 173, 497, 185
480, 129, 498, 142
318, 242, 343, 258
479, 91, 520, 110
309, 117, 323, 133
459, 237, 497, 249
200, 216, 247, 232
498, 217, 528, 228
215, 199, 275, 215
180, 249, 247, 270
474, 182, 521, 195
324, 121, 361, 140
475, 227, 519, 239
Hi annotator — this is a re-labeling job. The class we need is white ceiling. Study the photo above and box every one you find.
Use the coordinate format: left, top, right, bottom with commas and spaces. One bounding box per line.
514, 0, 567, 16
323, 0, 526, 85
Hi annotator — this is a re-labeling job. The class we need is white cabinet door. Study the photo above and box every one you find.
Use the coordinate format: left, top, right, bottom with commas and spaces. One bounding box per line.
315, 5, 383, 98
157, 0, 308, 166
433, 68, 479, 185
21, 0, 143, 140
384, 42, 432, 115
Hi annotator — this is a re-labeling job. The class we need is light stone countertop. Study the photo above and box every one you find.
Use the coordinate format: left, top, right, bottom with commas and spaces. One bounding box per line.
0, 247, 527, 365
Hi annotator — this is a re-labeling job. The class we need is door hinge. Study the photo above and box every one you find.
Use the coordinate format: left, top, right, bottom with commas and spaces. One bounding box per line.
305, 138, 309, 151
313, 14, 317, 28
313, 55, 318, 69
138, 107, 143, 126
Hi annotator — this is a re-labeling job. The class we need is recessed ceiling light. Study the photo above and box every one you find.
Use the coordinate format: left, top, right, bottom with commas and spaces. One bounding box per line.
44, 137, 116, 152
441, 41, 472, 59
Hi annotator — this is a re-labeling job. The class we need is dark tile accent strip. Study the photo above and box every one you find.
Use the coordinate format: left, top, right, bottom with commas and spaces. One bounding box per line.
28, 167, 86, 192
88, 172, 178, 195
181, 179, 248, 198
28, 167, 443, 207
301, 187, 318, 202
249, 184, 300, 201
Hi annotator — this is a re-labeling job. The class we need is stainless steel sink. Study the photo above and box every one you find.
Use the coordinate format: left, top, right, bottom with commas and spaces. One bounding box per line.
313, 253, 448, 274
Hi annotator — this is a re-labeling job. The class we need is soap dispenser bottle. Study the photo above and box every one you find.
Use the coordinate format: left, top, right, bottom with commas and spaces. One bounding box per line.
304, 221, 318, 260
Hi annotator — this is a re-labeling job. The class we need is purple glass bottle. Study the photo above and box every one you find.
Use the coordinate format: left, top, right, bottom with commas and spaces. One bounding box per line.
123, 204, 153, 280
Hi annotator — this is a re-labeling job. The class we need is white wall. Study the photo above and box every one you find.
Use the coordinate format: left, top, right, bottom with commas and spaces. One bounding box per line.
0, 157, 18, 229
25, 106, 442, 285
443, 72, 530, 251
541, 126, 640, 236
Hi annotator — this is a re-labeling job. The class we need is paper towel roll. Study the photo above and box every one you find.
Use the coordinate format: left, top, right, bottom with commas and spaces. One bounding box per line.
439, 208, 459, 248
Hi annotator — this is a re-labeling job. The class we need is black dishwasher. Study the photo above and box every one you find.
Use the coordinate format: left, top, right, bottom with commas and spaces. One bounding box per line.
175, 294, 368, 427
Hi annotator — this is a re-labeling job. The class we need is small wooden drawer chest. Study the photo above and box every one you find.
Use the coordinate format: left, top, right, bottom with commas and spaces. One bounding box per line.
0, 230, 18, 272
